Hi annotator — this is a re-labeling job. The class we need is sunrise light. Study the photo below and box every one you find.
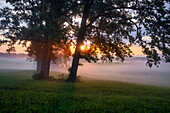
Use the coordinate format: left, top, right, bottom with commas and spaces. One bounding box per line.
80, 45, 85, 51
0, 1, 169, 112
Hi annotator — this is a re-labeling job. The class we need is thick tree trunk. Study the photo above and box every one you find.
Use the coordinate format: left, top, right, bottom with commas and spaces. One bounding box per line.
40, 45, 51, 78
33, 43, 52, 80
36, 57, 43, 73
66, 4, 90, 82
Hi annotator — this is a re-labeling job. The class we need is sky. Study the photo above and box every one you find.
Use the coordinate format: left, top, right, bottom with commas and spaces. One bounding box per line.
0, 0, 157, 55
0, 38, 144, 55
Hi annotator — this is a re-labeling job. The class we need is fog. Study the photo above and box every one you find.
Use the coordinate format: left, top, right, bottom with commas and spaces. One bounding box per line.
0, 57, 36, 70
78, 62, 170, 87
0, 57, 170, 87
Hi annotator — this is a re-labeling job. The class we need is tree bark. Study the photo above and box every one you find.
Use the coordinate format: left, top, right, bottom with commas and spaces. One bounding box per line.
33, 43, 52, 80
66, 3, 90, 82
36, 57, 43, 73
40, 43, 52, 79
66, 43, 82, 82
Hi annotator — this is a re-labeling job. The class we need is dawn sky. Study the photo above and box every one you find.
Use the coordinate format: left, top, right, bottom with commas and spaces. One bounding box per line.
0, 0, 162, 55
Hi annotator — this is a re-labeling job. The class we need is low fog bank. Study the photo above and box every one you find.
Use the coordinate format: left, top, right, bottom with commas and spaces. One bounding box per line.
0, 57, 36, 70
0, 57, 170, 87
0, 57, 67, 72
78, 61, 170, 87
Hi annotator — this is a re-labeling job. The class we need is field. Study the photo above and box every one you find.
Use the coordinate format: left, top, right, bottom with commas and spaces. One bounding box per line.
0, 70, 170, 113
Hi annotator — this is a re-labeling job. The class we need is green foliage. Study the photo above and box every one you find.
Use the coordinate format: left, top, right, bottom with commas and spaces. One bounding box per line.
0, 71, 170, 112
68, 0, 170, 66
0, 0, 77, 65
1, 0, 169, 67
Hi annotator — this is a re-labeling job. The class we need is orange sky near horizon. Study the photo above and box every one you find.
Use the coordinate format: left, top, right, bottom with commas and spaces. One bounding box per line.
0, 42, 144, 56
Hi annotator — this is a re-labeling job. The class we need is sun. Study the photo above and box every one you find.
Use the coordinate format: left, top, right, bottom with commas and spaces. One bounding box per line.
80, 45, 85, 51
70, 41, 91, 53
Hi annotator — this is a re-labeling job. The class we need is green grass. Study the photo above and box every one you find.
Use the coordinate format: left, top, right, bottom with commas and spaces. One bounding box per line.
0, 70, 169, 113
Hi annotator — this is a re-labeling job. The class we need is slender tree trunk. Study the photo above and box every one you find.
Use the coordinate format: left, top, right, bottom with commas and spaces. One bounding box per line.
66, 42, 82, 82
67, 4, 90, 82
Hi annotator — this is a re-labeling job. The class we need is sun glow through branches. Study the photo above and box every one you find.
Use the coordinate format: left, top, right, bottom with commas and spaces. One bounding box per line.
80, 45, 85, 51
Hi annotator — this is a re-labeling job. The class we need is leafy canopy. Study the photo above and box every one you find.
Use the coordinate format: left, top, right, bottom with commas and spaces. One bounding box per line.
67, 0, 170, 67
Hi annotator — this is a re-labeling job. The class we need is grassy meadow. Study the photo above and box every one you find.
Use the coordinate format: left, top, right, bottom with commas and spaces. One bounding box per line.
0, 70, 169, 113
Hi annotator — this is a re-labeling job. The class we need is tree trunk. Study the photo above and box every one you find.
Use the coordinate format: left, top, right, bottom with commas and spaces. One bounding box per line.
33, 43, 52, 80
66, 4, 90, 82
66, 44, 81, 82
40, 43, 52, 79
36, 57, 43, 73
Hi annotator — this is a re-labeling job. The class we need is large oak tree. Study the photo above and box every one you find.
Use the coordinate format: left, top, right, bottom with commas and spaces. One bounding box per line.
0, 0, 169, 82
0, 0, 80, 79
66, 0, 170, 82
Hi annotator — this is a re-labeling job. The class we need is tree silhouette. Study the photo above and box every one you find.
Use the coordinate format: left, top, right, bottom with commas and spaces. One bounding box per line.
0, 0, 169, 82
66, 0, 170, 82
0, 0, 80, 79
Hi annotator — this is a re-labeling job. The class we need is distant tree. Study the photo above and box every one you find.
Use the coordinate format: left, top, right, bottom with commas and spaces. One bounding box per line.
0, 0, 80, 79
66, 0, 170, 82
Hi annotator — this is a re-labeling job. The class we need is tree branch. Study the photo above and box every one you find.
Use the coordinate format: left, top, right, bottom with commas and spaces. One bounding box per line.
57, 2, 83, 18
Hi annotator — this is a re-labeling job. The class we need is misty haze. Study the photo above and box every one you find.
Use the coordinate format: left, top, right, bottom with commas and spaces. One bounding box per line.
0, 56, 170, 87
0, 0, 170, 112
